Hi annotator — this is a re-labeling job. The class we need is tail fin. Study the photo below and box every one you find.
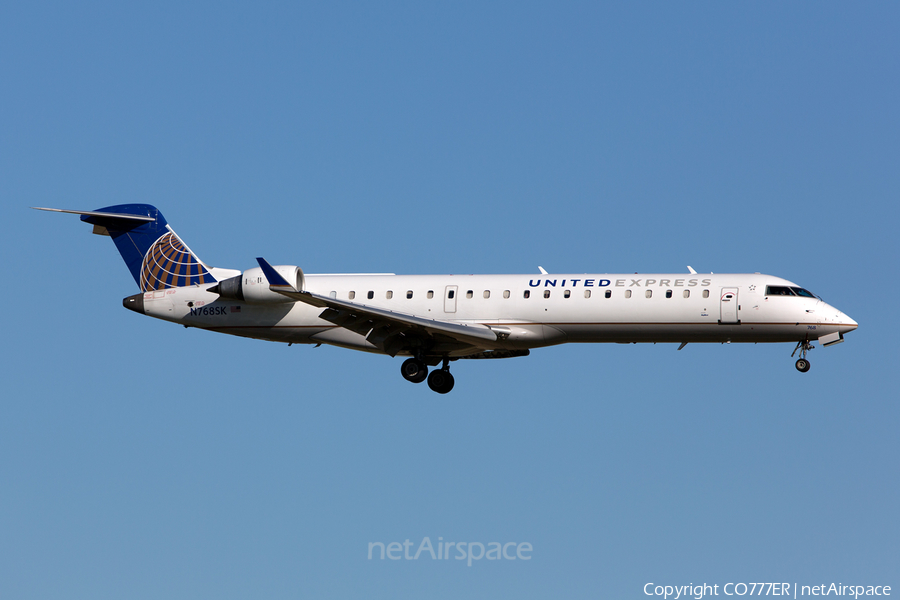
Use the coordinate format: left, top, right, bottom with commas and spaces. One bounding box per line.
34, 204, 216, 291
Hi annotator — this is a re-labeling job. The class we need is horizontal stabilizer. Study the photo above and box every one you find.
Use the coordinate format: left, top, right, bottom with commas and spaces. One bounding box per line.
32, 207, 156, 222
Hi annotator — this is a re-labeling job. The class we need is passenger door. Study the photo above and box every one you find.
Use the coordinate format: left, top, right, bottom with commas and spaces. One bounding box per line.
719, 287, 740, 324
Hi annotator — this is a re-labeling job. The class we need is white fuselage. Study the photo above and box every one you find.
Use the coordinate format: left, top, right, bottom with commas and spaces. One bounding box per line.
139, 272, 857, 356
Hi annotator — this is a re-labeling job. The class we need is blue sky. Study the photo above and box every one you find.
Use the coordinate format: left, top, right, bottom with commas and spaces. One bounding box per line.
2, 2, 898, 598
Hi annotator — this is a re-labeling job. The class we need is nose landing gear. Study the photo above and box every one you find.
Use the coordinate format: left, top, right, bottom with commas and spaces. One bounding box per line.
792, 340, 813, 372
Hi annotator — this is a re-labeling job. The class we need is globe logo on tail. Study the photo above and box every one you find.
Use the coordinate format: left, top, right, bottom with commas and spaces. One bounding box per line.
140, 232, 213, 291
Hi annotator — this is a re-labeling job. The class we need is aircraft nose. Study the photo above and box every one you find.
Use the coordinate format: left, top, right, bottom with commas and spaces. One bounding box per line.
832, 306, 857, 331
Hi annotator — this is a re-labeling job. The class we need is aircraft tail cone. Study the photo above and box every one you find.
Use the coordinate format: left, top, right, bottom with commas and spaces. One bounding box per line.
123, 293, 144, 314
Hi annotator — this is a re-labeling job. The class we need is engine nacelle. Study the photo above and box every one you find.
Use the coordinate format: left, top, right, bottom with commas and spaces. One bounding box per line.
212, 265, 304, 304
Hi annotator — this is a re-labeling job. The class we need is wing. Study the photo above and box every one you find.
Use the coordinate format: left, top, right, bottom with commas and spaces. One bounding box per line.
256, 258, 500, 357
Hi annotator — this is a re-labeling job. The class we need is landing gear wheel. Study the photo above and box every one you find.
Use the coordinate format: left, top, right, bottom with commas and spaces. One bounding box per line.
791, 340, 813, 373
427, 369, 455, 394
401, 358, 428, 383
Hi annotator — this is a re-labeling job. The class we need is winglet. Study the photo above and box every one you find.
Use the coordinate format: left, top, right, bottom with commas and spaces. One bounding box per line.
538, 266, 548, 275
687, 266, 697, 274
256, 257, 297, 292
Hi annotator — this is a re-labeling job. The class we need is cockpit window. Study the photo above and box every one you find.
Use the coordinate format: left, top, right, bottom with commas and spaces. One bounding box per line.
766, 286, 795, 296
766, 285, 819, 299
791, 287, 816, 298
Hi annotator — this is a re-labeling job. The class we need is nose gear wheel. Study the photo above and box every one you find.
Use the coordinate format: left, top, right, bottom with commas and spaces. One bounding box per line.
791, 340, 813, 373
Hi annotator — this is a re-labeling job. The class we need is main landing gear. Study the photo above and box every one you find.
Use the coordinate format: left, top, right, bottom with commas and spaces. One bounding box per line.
792, 340, 813, 373
400, 357, 428, 383
400, 357, 455, 394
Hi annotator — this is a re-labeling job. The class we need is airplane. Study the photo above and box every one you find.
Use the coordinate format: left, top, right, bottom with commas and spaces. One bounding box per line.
35, 204, 858, 393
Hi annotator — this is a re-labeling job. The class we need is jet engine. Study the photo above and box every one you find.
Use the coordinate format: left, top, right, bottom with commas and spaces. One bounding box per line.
208, 265, 303, 304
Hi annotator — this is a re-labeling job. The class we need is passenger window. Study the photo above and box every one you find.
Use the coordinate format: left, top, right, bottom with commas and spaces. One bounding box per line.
367, 291, 374, 300
483, 290, 490, 299
683, 290, 690, 298
604, 290, 611, 299
564, 290, 571, 298
544, 290, 551, 299
386, 291, 393, 299
330, 291, 337, 299
448, 290, 455, 299
503, 290, 510, 299
665, 290, 672, 298
524, 290, 530, 299
466, 290, 473, 299
625, 290, 632, 298
585, 290, 592, 298
702, 289, 709, 298
407, 290, 413, 299
645, 290, 652, 298
349, 291, 356, 300
427, 290, 434, 299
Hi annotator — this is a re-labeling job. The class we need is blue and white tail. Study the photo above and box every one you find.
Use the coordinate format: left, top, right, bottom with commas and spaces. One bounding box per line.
34, 204, 217, 291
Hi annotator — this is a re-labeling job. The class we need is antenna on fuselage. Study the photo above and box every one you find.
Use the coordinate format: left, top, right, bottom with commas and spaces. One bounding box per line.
687, 266, 697, 274
538, 266, 548, 275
